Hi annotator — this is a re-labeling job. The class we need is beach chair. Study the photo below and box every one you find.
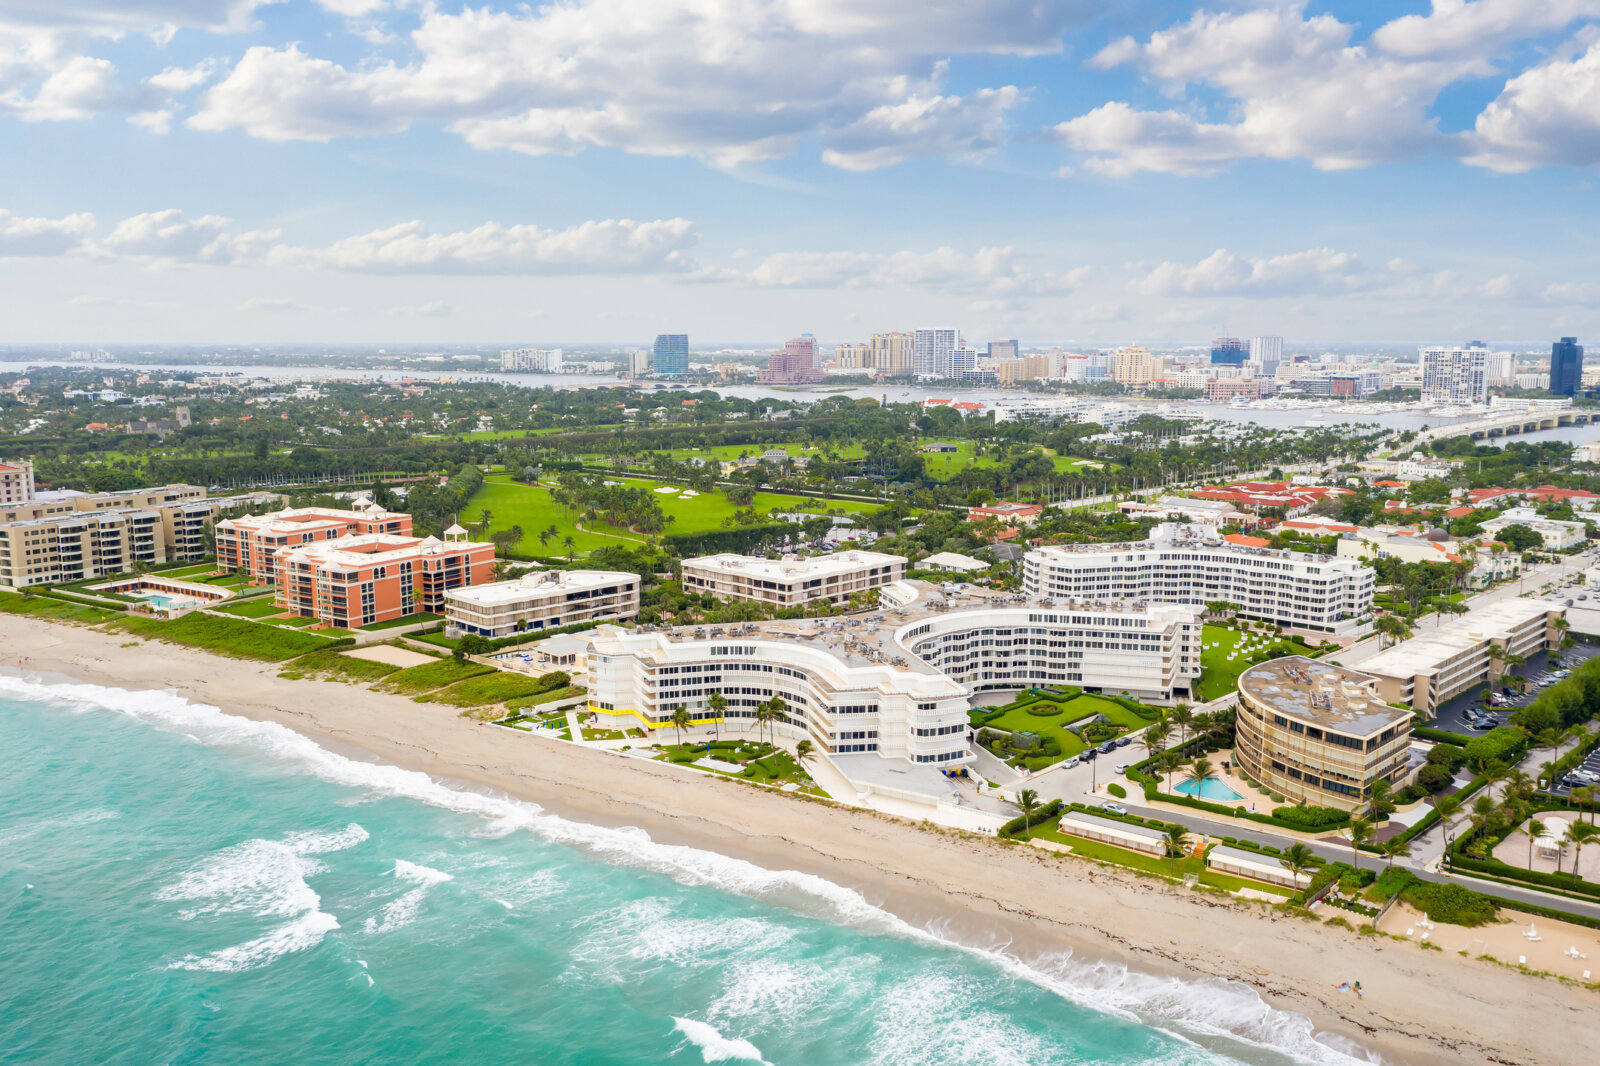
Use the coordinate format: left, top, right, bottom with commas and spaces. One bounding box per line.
1421, 932, 1430, 942
1405, 927, 1414, 937
1519, 955, 1527, 965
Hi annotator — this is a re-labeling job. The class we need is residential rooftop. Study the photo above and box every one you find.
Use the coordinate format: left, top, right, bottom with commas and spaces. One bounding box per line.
683, 549, 905, 581
446, 569, 637, 607
1238, 656, 1405, 736
1358, 598, 1560, 679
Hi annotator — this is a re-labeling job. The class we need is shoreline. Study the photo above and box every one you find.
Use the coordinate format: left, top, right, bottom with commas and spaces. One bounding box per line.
3, 613, 1593, 1065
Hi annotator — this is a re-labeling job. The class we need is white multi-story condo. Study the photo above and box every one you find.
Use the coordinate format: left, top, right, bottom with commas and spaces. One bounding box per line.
681, 551, 906, 608
1023, 523, 1375, 637
1249, 336, 1283, 378
444, 569, 640, 638
1420, 345, 1489, 404
500, 348, 564, 372
912, 328, 959, 378
585, 586, 1202, 792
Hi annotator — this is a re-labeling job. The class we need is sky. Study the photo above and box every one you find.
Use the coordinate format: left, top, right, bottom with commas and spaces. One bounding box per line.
1, 0, 1599, 348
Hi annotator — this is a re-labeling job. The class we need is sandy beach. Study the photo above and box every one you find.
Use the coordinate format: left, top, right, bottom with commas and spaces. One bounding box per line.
4, 612, 1595, 1066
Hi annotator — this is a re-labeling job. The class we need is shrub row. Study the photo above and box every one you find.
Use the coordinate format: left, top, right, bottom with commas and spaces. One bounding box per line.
1413, 725, 1474, 745
1448, 849, 1600, 900
1000, 798, 1064, 839
1381, 868, 1499, 927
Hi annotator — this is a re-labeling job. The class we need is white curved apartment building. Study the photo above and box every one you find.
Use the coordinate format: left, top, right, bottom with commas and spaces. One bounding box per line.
1024, 523, 1374, 637
585, 587, 1201, 776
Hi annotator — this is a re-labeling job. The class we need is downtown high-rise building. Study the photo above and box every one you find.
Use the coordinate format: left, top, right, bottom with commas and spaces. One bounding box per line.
1211, 337, 1248, 365
652, 334, 689, 375
1420, 345, 1489, 405
987, 339, 1019, 362
913, 328, 959, 378
758, 337, 825, 384
1485, 349, 1515, 387
1248, 336, 1283, 377
1551, 337, 1584, 396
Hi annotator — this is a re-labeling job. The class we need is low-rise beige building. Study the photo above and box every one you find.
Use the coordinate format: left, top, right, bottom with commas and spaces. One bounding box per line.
1357, 599, 1564, 714
0, 508, 163, 587
444, 569, 640, 638
1234, 656, 1412, 811
681, 550, 906, 608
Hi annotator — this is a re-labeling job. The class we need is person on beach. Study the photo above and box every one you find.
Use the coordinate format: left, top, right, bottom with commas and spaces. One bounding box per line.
1353, 982, 1363, 998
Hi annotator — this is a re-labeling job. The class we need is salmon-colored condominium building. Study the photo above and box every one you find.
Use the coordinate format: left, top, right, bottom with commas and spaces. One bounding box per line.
275, 528, 495, 628
215, 500, 413, 584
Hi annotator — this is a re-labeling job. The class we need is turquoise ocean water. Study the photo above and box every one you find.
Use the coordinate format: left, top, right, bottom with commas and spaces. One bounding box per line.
0, 676, 1380, 1066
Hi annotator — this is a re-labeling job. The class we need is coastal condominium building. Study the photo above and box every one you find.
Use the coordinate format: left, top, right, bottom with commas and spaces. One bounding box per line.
681, 550, 906, 608
1420, 345, 1489, 404
0, 485, 284, 576
275, 529, 495, 628
500, 348, 564, 372
1023, 523, 1375, 636
216, 501, 413, 584
1234, 657, 1412, 811
0, 508, 163, 588
0, 458, 34, 504
912, 328, 959, 378
873, 332, 915, 374
835, 341, 871, 370
1357, 599, 1564, 714
652, 334, 689, 376
444, 569, 641, 638
584, 586, 1199, 799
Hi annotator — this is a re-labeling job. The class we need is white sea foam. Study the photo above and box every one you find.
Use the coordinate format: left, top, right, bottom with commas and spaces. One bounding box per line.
363, 860, 453, 935
170, 909, 341, 973
672, 1017, 770, 1065
707, 959, 835, 1026
153, 821, 363, 970
0, 806, 119, 848
2, 674, 1384, 1065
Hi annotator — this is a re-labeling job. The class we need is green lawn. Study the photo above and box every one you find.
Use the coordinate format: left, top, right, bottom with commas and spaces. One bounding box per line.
217, 598, 289, 618
1196, 624, 1314, 701
1032, 817, 1293, 896
919, 441, 1108, 483
0, 593, 116, 625
464, 473, 882, 558
505, 684, 586, 709
419, 671, 554, 707
980, 693, 1153, 765
361, 613, 441, 631
380, 658, 496, 694
109, 612, 337, 661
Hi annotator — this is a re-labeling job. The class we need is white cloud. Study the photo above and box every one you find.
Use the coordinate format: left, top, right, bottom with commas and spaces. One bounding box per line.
1543, 281, 1600, 304
1131, 248, 1370, 297
821, 87, 1021, 171
1056, 3, 1488, 175
188, 1, 1073, 168
0, 208, 94, 255
103, 208, 231, 257
1371, 0, 1600, 59
313, 0, 386, 15
272, 217, 699, 274
239, 296, 305, 312
387, 300, 451, 317
1466, 39, 1600, 171
743, 244, 1088, 296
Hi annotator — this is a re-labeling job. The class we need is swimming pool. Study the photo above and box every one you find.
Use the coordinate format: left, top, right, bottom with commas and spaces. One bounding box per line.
1174, 776, 1245, 801
131, 591, 202, 610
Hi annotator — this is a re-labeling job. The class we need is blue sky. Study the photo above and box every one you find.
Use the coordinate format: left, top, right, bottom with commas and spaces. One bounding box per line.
1, 0, 1598, 347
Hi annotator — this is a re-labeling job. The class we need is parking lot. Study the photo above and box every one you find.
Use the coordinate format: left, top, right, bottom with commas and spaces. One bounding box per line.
1430, 640, 1600, 736
1550, 744, 1600, 797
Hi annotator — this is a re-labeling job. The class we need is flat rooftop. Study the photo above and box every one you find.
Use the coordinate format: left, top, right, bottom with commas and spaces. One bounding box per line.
1029, 522, 1359, 568
447, 569, 637, 607
1239, 656, 1405, 736
1360, 598, 1559, 679
683, 549, 905, 582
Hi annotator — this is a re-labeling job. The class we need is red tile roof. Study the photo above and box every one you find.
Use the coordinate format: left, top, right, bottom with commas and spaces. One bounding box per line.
1223, 533, 1271, 547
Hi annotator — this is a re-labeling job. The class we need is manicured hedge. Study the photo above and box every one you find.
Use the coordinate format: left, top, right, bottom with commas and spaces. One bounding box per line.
1269, 805, 1348, 831
1463, 726, 1527, 768
1000, 798, 1064, 838
1414, 725, 1474, 745
1106, 783, 1127, 799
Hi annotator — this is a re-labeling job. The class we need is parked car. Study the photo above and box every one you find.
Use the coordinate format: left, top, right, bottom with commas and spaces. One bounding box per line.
1098, 742, 1116, 755
1115, 763, 1132, 775
1100, 801, 1128, 815
1113, 736, 1132, 749
1062, 756, 1080, 769
1079, 748, 1097, 761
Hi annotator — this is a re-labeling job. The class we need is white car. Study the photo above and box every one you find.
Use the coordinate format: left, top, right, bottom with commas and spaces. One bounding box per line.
1100, 801, 1129, 815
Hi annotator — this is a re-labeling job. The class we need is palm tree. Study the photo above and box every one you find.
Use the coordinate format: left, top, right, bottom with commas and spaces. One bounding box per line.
1160, 752, 1181, 794
1016, 788, 1041, 838
1347, 816, 1374, 871
1527, 818, 1547, 871
1162, 823, 1191, 875
562, 535, 576, 561
1570, 822, 1598, 883
795, 739, 813, 761
1168, 703, 1195, 749
706, 691, 727, 723
1434, 792, 1464, 857
671, 704, 691, 747
1535, 728, 1564, 782
1379, 837, 1412, 868
1188, 757, 1214, 791
1280, 843, 1316, 901
1368, 778, 1396, 826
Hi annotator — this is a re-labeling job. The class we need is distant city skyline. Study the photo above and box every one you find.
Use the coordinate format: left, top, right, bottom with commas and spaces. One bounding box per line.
2, 2, 1600, 343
